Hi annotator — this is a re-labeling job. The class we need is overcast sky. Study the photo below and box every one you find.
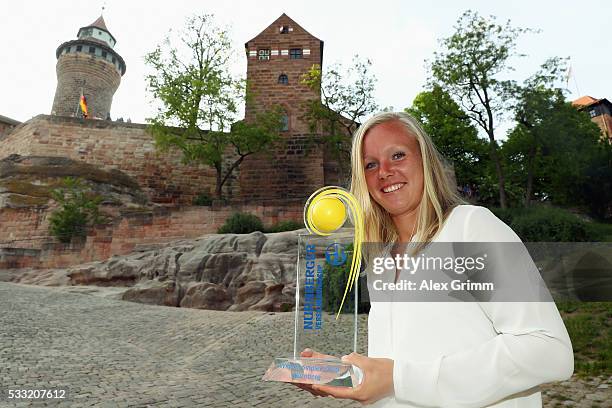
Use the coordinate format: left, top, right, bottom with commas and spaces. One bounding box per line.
2, 0, 610, 138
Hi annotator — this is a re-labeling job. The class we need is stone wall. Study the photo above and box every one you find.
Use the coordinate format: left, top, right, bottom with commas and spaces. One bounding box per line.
238, 134, 326, 200
0, 202, 303, 269
0, 115, 228, 205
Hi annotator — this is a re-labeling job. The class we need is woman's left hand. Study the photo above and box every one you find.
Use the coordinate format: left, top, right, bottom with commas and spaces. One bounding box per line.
309, 352, 395, 405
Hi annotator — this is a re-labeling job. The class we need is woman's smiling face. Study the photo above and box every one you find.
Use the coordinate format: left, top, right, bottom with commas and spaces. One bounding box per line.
362, 120, 424, 217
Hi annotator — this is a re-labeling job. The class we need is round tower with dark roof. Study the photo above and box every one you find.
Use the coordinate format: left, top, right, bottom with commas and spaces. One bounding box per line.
51, 16, 126, 119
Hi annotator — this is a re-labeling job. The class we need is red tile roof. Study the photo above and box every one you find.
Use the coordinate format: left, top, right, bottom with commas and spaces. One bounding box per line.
572, 95, 600, 107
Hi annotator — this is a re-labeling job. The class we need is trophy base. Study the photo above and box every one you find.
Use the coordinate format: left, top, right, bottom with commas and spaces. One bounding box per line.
262, 357, 362, 388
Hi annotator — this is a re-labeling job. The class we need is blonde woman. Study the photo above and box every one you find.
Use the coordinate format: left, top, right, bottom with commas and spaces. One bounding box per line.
298, 112, 574, 407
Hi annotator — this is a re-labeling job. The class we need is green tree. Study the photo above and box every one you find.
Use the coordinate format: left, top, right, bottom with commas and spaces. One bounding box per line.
301, 56, 378, 182
406, 85, 489, 191
145, 14, 283, 199
429, 10, 535, 208
504, 93, 602, 209
580, 140, 612, 219
49, 177, 106, 243
508, 57, 569, 206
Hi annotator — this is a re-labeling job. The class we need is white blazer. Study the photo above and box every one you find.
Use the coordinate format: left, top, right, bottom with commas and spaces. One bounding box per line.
367, 205, 574, 408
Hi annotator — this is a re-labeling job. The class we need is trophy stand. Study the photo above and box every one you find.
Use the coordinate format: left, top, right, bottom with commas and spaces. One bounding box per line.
262, 187, 364, 388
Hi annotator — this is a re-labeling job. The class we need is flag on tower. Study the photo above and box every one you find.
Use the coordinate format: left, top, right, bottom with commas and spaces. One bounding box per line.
80, 93, 89, 118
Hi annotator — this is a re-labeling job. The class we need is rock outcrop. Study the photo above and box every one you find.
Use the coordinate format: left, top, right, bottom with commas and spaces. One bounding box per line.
0, 154, 149, 210
12, 230, 303, 312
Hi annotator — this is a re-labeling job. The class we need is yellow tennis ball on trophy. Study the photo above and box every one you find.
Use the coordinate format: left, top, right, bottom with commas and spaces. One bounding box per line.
309, 196, 347, 233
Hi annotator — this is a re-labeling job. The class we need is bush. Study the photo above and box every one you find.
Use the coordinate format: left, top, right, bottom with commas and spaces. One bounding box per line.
49, 177, 106, 243
217, 212, 264, 234
192, 192, 212, 206
266, 220, 304, 233
491, 205, 589, 242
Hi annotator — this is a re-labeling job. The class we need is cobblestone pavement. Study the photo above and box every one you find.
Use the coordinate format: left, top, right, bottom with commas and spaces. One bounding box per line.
0, 282, 609, 408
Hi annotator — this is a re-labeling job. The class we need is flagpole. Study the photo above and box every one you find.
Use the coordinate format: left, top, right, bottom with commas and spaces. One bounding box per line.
75, 88, 82, 118
573, 73, 581, 96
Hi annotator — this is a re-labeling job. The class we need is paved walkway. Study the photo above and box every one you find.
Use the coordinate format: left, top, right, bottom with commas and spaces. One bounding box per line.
0, 282, 363, 408
0, 282, 609, 407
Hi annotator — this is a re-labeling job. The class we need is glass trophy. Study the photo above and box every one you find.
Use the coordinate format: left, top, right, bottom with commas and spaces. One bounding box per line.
262, 186, 364, 388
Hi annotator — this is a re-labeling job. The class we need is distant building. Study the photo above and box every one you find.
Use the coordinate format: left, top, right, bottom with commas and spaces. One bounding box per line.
572, 96, 612, 140
0, 115, 20, 139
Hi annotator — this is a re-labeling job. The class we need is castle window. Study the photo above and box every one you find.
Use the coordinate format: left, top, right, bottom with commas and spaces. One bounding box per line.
64, 47, 70, 54
281, 114, 289, 131
289, 48, 302, 59
278, 74, 288, 84
112, 57, 116, 64
102, 51, 107, 58
280, 25, 289, 34
258, 49, 271, 61
76, 45, 82, 52
89, 46, 95, 54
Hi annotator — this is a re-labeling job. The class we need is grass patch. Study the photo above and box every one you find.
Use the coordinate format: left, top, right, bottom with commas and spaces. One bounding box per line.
556, 301, 611, 377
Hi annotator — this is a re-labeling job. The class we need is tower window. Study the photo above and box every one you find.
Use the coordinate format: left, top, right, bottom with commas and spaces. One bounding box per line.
258, 49, 270, 61
281, 114, 289, 131
280, 25, 289, 34
76, 45, 82, 52
89, 46, 95, 54
112, 57, 116, 63
278, 74, 288, 84
102, 51, 107, 58
64, 47, 70, 54
289, 49, 302, 59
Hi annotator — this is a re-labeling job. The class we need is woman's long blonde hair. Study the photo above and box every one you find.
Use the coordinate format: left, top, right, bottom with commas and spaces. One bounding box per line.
350, 111, 464, 245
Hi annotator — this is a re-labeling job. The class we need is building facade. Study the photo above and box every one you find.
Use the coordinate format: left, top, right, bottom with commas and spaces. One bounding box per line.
572, 96, 612, 141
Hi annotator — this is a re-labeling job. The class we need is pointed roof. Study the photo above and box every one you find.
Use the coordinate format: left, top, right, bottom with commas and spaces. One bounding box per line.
245, 13, 322, 45
78, 14, 116, 45
89, 15, 109, 32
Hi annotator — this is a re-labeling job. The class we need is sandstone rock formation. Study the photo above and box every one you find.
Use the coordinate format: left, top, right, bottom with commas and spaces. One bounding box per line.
0, 154, 149, 210
12, 230, 303, 312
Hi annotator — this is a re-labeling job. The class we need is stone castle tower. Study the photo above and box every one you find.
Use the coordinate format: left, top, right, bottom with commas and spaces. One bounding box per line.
243, 13, 322, 131
239, 14, 333, 200
51, 16, 126, 119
